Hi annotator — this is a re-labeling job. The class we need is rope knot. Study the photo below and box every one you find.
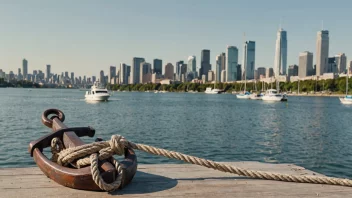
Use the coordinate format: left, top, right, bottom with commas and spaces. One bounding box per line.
110, 135, 127, 156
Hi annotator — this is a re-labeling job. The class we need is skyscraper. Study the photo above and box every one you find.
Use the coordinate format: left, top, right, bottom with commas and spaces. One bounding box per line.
316, 30, 329, 75
100, 70, 105, 85
140, 62, 152, 83
46, 65, 51, 83
220, 53, 226, 71
22, 59, 28, 80
257, 67, 266, 78
120, 63, 129, 84
109, 66, 116, 83
153, 59, 162, 75
266, 68, 274, 78
164, 63, 174, 80
176, 61, 184, 80
71, 72, 74, 84
226, 46, 238, 82
65, 71, 69, 78
131, 57, 145, 84
242, 41, 255, 80
274, 28, 287, 76
187, 56, 196, 74
335, 53, 347, 73
200, 49, 211, 77
299, 51, 313, 78
215, 55, 222, 82
288, 65, 299, 77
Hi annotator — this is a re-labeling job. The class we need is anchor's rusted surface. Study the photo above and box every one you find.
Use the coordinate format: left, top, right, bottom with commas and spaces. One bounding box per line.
28, 109, 137, 191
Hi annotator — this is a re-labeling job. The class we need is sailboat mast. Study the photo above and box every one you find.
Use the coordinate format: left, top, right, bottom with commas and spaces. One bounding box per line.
346, 70, 348, 96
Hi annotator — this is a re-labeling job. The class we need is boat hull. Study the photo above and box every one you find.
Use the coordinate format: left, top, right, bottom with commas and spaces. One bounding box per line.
262, 95, 287, 102
339, 97, 352, 104
85, 94, 110, 101
236, 94, 250, 99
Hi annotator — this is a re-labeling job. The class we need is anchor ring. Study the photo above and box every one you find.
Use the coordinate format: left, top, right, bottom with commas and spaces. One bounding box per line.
42, 109, 65, 128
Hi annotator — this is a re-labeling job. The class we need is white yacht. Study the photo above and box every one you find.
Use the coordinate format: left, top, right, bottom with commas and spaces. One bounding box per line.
236, 92, 251, 99
85, 81, 110, 101
204, 87, 221, 94
262, 89, 287, 102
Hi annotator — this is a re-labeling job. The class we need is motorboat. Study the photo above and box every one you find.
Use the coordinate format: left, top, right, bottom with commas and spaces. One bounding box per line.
249, 92, 264, 100
204, 87, 221, 94
85, 81, 110, 101
236, 91, 251, 99
262, 89, 287, 102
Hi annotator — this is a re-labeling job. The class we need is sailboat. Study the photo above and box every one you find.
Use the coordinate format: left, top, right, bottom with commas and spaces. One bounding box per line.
339, 71, 352, 104
236, 71, 250, 99
249, 80, 263, 100
205, 80, 221, 94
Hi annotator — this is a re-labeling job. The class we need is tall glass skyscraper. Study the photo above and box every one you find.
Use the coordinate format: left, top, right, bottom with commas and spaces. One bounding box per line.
22, 59, 28, 80
274, 28, 287, 76
215, 55, 222, 82
131, 57, 145, 84
225, 46, 238, 82
316, 30, 329, 76
153, 59, 162, 75
187, 56, 196, 73
242, 41, 255, 80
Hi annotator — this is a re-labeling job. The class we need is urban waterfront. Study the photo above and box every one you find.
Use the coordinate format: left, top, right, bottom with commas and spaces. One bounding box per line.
0, 88, 352, 179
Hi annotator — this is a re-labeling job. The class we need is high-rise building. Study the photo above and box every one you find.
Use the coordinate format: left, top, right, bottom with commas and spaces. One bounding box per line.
65, 71, 69, 78
153, 59, 162, 75
119, 63, 129, 84
208, 70, 215, 82
266, 68, 274, 78
181, 64, 187, 76
92, 76, 96, 83
187, 56, 196, 74
215, 55, 222, 82
71, 72, 74, 84
299, 51, 313, 78
131, 57, 145, 84
140, 62, 152, 83
288, 65, 299, 77
22, 59, 28, 80
176, 61, 184, 80
274, 28, 287, 76
242, 41, 256, 80
226, 46, 238, 82
236, 64, 242, 80
100, 70, 105, 85
316, 30, 329, 75
164, 63, 174, 80
327, 57, 337, 73
221, 70, 226, 83
220, 53, 226, 71
335, 53, 347, 74
46, 65, 51, 82
257, 67, 266, 78
109, 66, 116, 82
200, 49, 211, 77
18, 68, 21, 76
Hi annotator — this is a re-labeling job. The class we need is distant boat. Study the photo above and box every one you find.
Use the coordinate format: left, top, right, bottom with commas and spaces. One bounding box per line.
249, 93, 263, 100
205, 87, 221, 94
262, 89, 287, 102
85, 81, 110, 101
340, 71, 352, 104
236, 91, 251, 99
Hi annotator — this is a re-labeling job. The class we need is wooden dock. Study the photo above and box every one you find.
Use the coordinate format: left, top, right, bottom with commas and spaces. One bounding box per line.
1, 162, 352, 197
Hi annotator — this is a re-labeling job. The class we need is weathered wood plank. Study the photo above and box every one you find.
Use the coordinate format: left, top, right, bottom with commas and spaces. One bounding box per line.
1, 162, 352, 198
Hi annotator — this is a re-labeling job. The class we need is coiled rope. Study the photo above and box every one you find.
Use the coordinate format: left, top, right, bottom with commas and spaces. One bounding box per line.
51, 135, 352, 192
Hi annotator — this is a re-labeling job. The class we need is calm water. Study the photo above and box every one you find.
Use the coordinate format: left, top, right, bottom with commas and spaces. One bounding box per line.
0, 88, 352, 179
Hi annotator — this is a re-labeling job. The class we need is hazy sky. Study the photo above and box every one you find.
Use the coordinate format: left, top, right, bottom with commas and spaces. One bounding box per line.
0, 0, 351, 77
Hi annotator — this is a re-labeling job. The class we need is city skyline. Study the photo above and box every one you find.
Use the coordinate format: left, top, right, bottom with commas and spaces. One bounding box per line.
0, 0, 351, 77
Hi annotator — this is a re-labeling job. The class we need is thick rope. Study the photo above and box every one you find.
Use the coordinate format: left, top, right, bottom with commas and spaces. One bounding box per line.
52, 135, 352, 191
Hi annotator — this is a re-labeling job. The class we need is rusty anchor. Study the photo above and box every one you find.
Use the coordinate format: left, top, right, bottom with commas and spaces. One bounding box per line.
28, 109, 137, 191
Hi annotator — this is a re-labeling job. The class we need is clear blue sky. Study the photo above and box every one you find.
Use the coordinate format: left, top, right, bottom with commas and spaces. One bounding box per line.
0, 0, 351, 77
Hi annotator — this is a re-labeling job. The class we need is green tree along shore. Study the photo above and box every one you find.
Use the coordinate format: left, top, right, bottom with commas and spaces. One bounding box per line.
108, 77, 352, 94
